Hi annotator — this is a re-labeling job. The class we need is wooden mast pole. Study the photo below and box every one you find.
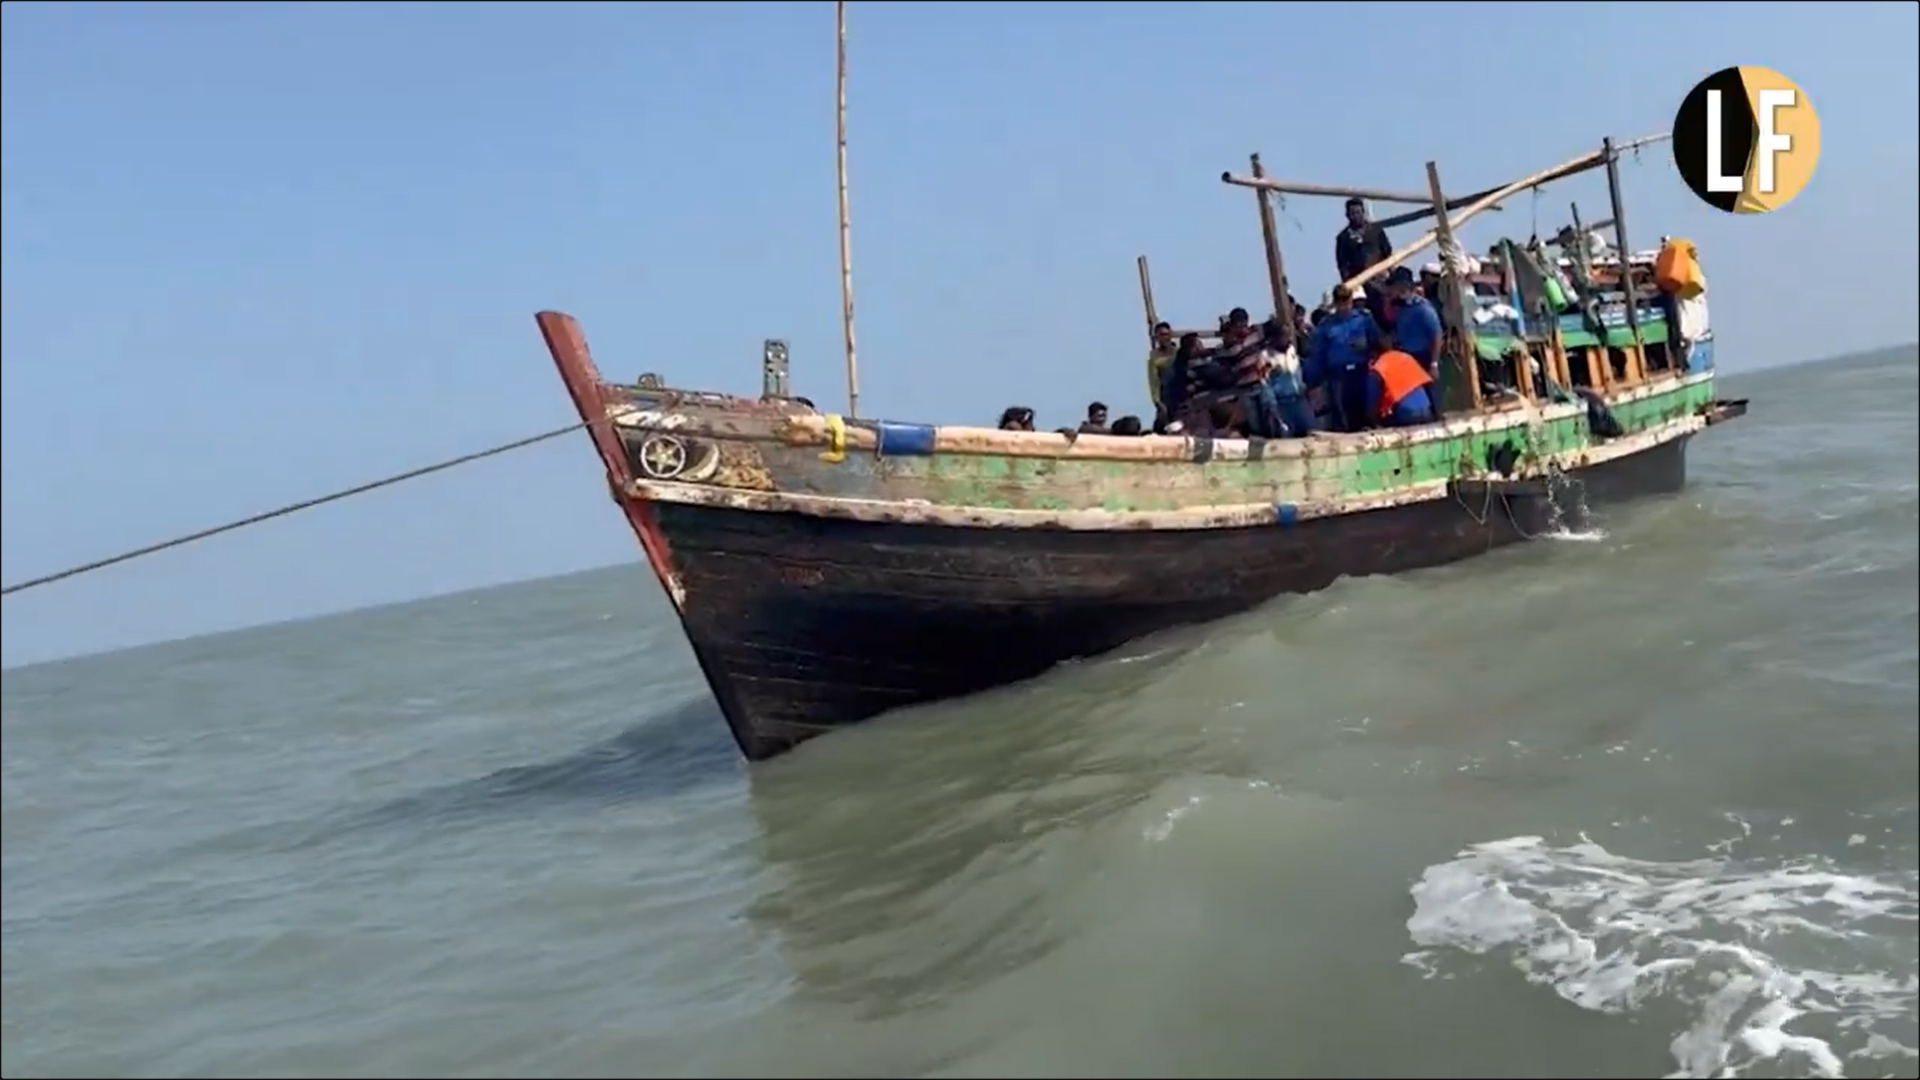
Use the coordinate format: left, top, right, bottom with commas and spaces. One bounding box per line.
1248, 154, 1295, 334
1135, 255, 1160, 341
1568, 200, 1610, 392
1423, 160, 1481, 413
835, 0, 861, 418
1601, 136, 1646, 381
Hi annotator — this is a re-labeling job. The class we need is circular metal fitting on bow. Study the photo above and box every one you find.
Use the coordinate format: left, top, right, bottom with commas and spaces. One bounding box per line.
637, 434, 690, 480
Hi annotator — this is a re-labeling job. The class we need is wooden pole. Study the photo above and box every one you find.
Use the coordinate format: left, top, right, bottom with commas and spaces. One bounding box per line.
1601, 136, 1644, 361
1374, 197, 1498, 231
1424, 160, 1481, 413
1248, 154, 1294, 333
1424, 162, 1461, 274
1567, 200, 1609, 392
1219, 174, 1504, 212
1135, 255, 1160, 341
835, 0, 861, 418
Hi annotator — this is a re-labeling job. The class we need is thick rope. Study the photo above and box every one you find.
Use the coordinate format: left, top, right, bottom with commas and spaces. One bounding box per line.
1, 418, 600, 598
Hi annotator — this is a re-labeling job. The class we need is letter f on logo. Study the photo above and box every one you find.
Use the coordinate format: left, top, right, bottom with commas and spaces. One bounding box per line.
1753, 89, 1795, 194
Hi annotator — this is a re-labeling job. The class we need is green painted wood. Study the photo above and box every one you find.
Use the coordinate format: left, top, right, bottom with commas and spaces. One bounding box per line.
858, 377, 1714, 514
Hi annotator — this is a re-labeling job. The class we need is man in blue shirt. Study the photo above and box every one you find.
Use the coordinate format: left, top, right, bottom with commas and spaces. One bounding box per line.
1304, 284, 1385, 433
1385, 266, 1443, 375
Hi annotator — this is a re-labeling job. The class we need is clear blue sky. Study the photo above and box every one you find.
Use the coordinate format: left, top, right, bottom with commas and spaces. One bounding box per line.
3, 1, 1916, 667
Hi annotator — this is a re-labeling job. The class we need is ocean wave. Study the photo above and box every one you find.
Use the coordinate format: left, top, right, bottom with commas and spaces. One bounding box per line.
1404, 836, 1917, 1078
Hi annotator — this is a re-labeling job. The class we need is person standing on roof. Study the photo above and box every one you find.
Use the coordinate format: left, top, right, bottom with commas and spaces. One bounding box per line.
1335, 196, 1394, 322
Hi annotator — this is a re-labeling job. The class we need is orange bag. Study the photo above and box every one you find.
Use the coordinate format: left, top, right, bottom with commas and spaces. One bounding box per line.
1654, 238, 1706, 299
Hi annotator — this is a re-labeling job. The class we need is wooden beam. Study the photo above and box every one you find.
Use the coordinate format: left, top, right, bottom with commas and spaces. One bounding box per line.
1339, 132, 1672, 293
1374, 194, 1505, 230
1219, 174, 1503, 211
1135, 255, 1159, 341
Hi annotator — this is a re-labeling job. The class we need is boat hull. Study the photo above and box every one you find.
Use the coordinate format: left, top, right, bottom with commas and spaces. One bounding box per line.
530, 308, 1739, 762
653, 434, 1690, 760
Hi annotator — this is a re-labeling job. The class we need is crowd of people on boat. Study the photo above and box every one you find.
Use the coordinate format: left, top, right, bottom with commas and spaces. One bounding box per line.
996, 402, 1147, 437
996, 199, 1447, 440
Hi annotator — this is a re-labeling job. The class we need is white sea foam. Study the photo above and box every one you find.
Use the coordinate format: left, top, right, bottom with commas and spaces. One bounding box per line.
1542, 471, 1607, 542
1405, 836, 1918, 1078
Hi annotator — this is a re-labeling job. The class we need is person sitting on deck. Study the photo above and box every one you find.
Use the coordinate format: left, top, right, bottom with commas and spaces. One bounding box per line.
1304, 283, 1385, 433
1385, 266, 1443, 378
1078, 401, 1110, 434
1109, 414, 1145, 436
1258, 317, 1317, 437
1145, 321, 1177, 420
1163, 332, 1254, 437
1366, 341, 1440, 428
998, 405, 1036, 431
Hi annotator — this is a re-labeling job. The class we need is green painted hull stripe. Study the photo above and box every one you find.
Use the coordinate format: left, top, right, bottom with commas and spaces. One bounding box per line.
878, 377, 1713, 513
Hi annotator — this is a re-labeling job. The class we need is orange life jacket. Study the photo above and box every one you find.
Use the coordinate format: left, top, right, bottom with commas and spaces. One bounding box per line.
1371, 349, 1433, 418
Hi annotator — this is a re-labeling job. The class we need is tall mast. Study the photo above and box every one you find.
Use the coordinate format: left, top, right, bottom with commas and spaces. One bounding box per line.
835, 0, 861, 418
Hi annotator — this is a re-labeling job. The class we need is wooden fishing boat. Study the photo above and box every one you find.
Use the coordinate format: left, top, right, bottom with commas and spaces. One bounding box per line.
535, 144, 1743, 760
535, 14, 1743, 762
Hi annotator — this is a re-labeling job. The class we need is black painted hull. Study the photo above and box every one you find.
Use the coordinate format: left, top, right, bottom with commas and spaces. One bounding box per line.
654, 436, 1692, 760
